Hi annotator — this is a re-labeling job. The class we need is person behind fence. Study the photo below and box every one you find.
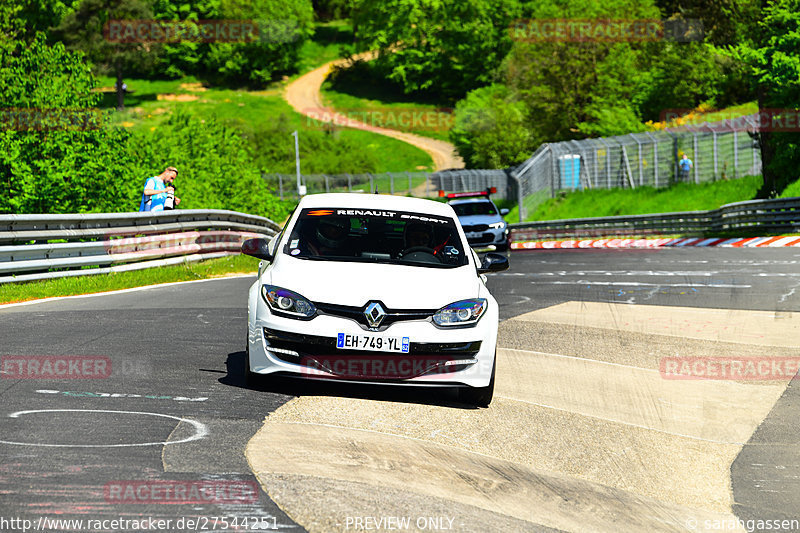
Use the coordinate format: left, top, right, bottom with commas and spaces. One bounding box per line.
139, 166, 180, 211
679, 154, 693, 181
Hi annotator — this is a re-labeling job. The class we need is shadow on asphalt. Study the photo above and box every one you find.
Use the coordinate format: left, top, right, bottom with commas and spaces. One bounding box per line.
218, 350, 479, 410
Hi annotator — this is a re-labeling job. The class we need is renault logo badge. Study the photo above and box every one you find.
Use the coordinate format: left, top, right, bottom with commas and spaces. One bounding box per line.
364, 302, 386, 328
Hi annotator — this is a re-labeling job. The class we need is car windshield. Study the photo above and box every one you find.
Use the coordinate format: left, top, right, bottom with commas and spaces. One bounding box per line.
451, 201, 498, 216
283, 207, 469, 268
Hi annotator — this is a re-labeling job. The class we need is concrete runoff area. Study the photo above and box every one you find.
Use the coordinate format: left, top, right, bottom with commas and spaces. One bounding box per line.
246, 303, 800, 532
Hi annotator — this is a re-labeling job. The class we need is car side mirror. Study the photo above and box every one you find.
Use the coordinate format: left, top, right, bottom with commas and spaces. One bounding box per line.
500, 208, 509, 216
241, 238, 274, 261
478, 252, 509, 274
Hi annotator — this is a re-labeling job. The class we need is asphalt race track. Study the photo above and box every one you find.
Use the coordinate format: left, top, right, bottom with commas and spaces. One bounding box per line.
1, 247, 799, 532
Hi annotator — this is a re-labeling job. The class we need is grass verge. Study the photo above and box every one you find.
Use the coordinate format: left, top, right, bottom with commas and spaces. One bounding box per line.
0, 255, 259, 306
515, 176, 763, 222
321, 61, 454, 142
96, 76, 434, 174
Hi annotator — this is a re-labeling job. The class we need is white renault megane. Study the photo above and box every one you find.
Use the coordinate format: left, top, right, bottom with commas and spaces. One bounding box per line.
242, 193, 508, 406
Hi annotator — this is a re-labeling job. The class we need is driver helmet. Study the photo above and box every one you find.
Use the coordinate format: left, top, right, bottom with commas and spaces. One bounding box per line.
404, 222, 433, 248
316, 216, 349, 249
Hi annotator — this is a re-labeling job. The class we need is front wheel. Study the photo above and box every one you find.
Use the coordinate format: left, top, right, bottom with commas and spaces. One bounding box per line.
458, 357, 495, 407
244, 336, 259, 387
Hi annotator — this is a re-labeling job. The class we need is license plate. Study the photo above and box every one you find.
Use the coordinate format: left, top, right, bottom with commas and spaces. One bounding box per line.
336, 333, 410, 353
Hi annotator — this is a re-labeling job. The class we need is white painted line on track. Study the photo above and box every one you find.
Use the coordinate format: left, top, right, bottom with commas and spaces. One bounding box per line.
0, 409, 208, 447
0, 274, 256, 310
531, 281, 751, 288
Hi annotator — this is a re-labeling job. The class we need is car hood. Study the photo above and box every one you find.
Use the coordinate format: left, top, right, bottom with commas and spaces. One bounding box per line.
267, 256, 481, 309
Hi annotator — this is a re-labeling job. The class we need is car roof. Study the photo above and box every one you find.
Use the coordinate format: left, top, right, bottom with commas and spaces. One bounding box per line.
447, 197, 496, 206
297, 193, 456, 217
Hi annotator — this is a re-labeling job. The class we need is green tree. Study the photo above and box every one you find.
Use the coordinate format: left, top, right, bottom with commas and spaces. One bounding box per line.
449, 84, 533, 168
127, 112, 293, 219
53, 0, 160, 109
0, 32, 137, 214
149, 0, 314, 86
351, 0, 522, 99
731, 0, 800, 197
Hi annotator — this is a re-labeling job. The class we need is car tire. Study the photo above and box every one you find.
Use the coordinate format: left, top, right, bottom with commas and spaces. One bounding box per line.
458, 356, 495, 407
244, 337, 259, 387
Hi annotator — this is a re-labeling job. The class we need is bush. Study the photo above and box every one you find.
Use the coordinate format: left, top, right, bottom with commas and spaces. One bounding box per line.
449, 85, 533, 168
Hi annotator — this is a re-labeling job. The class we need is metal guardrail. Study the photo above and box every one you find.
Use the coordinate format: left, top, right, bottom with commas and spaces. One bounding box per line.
510, 197, 800, 241
0, 210, 280, 284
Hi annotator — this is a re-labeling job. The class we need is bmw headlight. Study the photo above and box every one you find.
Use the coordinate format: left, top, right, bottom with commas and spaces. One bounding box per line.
261, 285, 316, 318
488, 221, 506, 229
432, 299, 487, 327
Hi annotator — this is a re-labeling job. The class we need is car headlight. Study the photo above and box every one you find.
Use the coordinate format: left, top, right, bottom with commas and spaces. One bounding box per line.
488, 221, 506, 229
261, 285, 316, 318
432, 299, 487, 327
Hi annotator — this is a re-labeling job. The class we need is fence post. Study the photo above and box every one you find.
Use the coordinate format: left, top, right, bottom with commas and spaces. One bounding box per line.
347, 174, 352, 192
598, 138, 611, 189
279, 175, 283, 200
508, 170, 525, 223
407, 172, 412, 195
733, 130, 738, 178
672, 134, 679, 185
713, 130, 718, 180
693, 133, 699, 184
628, 134, 644, 187
644, 131, 658, 187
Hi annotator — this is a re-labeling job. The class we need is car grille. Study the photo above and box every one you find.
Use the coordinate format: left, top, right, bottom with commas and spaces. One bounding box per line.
466, 232, 495, 244
263, 328, 481, 359
461, 224, 490, 232
263, 328, 482, 380
314, 301, 436, 329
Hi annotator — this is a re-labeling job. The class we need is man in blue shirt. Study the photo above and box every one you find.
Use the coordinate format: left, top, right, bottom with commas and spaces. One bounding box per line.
140, 166, 180, 211
679, 154, 693, 182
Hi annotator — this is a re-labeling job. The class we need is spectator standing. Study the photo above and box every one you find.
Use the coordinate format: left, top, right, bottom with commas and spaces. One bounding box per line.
140, 166, 180, 212
679, 154, 693, 182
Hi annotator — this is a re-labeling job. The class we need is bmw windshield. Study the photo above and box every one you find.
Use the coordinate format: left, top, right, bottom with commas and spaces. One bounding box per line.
282, 207, 468, 268
451, 200, 498, 216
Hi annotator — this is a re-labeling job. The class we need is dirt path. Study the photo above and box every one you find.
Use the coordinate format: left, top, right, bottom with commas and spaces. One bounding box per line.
284, 52, 464, 172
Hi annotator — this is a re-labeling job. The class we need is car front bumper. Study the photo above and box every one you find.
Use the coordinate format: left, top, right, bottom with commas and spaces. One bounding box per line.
464, 227, 509, 248
247, 291, 498, 388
